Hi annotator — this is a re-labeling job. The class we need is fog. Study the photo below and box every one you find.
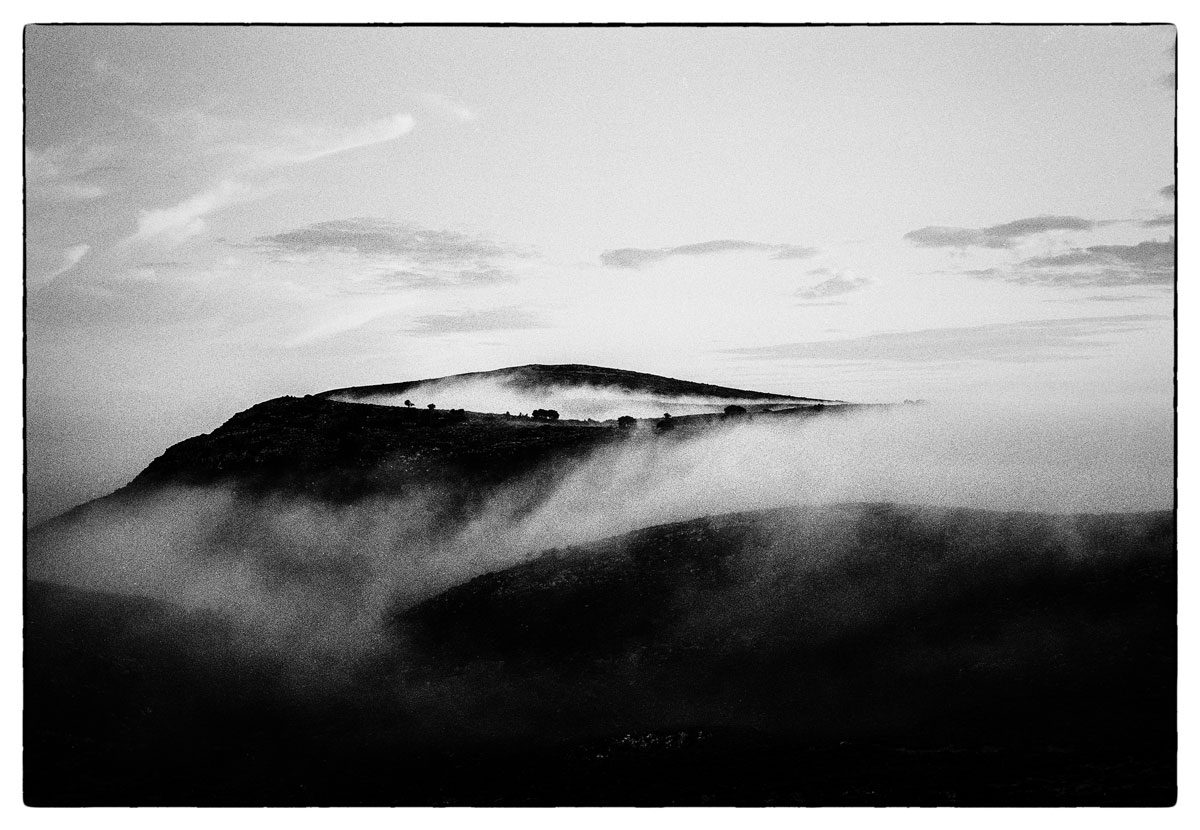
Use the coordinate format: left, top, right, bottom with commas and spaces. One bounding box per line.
329, 375, 822, 420
473, 399, 1172, 552
27, 390, 1172, 672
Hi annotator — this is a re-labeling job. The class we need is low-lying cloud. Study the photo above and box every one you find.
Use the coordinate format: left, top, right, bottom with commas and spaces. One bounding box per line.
331, 376, 809, 420
29, 396, 1172, 663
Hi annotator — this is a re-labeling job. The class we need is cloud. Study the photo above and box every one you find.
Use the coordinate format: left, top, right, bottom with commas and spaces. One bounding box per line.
999, 239, 1175, 287
282, 301, 412, 347
600, 239, 817, 269
259, 112, 415, 168
417, 93, 475, 122
1143, 213, 1174, 228
407, 307, 549, 336
365, 267, 515, 291
252, 219, 531, 292
1082, 295, 1151, 303
722, 315, 1167, 365
128, 180, 252, 248
91, 56, 148, 94
1160, 184, 1175, 199
904, 215, 1095, 249
257, 218, 517, 264
795, 271, 873, 300
193, 111, 417, 172
57, 244, 90, 274
25, 145, 119, 202
29, 244, 91, 291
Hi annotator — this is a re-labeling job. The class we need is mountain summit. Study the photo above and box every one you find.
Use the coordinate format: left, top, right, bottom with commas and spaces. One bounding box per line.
319, 363, 831, 403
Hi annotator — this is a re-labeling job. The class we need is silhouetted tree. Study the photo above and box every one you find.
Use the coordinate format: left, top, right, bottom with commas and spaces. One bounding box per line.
532, 408, 560, 421
617, 415, 636, 429
724, 404, 747, 418
427, 403, 436, 410
404, 399, 414, 408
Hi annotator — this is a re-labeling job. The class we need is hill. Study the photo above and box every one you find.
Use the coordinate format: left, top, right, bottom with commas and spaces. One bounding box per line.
23, 364, 1175, 805
100, 372, 852, 509
25, 503, 1176, 805
319, 363, 831, 403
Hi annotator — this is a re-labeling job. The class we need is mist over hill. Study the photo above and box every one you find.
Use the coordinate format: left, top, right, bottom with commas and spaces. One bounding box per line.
24, 364, 1176, 806
321, 363, 832, 421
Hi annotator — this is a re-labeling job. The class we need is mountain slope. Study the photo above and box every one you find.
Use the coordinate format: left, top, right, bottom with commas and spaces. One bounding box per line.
398, 502, 1175, 801
119, 395, 617, 503
26, 502, 1176, 805
102, 365, 849, 508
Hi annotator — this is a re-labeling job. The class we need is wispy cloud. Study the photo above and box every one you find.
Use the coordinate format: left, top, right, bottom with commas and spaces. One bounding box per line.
722, 315, 1168, 364
1160, 184, 1176, 199
254, 218, 529, 291
106, 110, 417, 253
282, 299, 414, 347
417, 92, 475, 122
904, 215, 1096, 249
29, 244, 91, 291
408, 307, 548, 336
127, 180, 253, 248
25, 145, 119, 202
1143, 213, 1174, 228
795, 270, 873, 300
1081, 294, 1151, 303
600, 239, 817, 269
240, 112, 416, 169
257, 218, 515, 263
160, 107, 417, 173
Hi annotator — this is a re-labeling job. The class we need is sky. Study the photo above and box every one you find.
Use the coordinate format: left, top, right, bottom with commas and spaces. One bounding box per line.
24, 24, 1176, 523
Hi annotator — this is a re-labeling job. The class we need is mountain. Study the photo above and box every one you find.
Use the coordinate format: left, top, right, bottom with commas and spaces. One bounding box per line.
319, 363, 831, 403
24, 365, 1176, 805
26, 503, 1176, 805
98, 365, 849, 508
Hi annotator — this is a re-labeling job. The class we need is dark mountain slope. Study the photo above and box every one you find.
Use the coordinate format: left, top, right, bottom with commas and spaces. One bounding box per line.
119, 395, 616, 504
26, 503, 1175, 805
107, 392, 852, 512
320, 363, 831, 402
400, 502, 1175, 802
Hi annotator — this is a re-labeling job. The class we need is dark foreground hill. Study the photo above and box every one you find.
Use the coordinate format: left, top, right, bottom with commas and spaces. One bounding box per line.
26, 502, 1176, 806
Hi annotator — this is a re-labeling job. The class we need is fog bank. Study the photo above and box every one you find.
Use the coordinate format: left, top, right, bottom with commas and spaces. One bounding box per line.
330, 375, 818, 421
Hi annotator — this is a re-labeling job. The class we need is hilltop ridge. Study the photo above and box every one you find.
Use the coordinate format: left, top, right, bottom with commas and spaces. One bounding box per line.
319, 363, 833, 403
